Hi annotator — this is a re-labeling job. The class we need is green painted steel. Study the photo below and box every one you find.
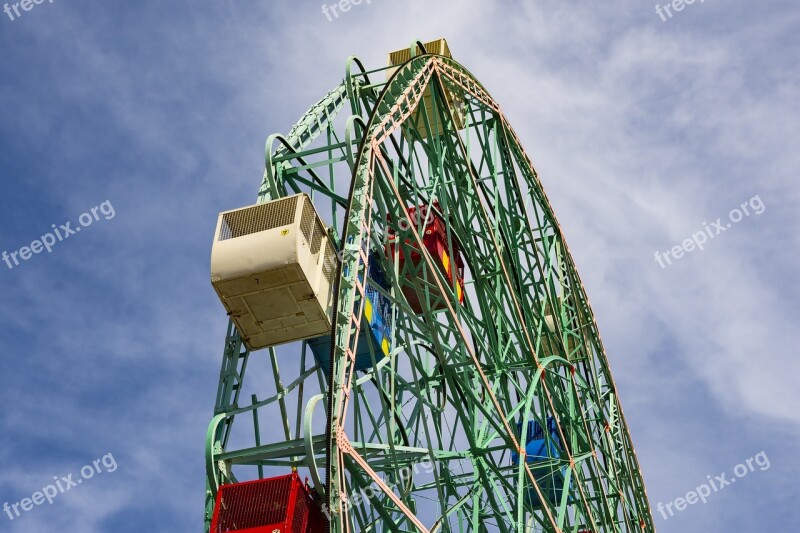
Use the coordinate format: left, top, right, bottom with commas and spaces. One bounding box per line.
205, 42, 655, 533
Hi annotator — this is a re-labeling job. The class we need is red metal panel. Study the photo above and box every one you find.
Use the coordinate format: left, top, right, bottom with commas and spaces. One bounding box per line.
388, 202, 465, 313
211, 473, 327, 533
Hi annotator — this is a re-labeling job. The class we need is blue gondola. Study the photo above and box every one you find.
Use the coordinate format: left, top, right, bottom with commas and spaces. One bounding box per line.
308, 255, 393, 372
511, 417, 570, 509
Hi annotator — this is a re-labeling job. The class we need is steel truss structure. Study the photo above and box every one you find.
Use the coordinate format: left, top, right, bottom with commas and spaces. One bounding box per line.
205, 41, 655, 533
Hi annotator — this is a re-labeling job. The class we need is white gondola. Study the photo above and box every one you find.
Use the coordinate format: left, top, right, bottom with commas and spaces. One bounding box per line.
210, 193, 336, 351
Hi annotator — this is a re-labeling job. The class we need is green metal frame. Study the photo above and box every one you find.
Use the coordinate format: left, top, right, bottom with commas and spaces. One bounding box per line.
205, 42, 655, 533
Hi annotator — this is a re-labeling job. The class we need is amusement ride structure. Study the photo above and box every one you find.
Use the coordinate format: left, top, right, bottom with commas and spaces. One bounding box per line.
205, 39, 654, 533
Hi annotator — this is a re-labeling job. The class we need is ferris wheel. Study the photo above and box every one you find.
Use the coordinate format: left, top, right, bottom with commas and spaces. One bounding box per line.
204, 39, 655, 533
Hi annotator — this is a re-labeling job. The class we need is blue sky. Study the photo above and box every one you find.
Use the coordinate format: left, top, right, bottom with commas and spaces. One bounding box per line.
0, 0, 798, 531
